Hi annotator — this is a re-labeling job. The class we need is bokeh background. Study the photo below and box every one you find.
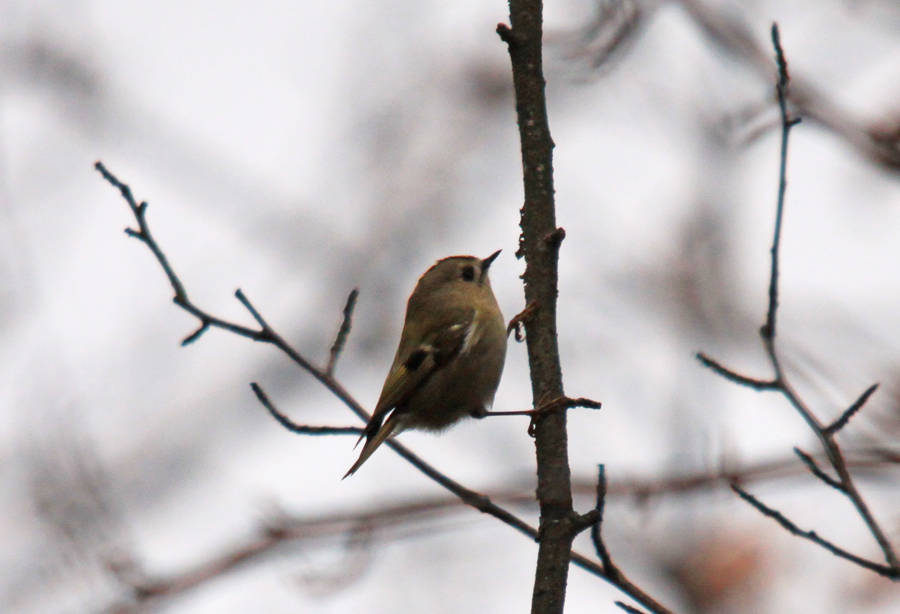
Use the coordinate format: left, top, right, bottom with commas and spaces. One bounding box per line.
3, 0, 900, 612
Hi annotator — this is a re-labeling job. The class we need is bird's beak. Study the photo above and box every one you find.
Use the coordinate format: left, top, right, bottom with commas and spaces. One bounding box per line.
481, 249, 501, 270
480, 250, 501, 283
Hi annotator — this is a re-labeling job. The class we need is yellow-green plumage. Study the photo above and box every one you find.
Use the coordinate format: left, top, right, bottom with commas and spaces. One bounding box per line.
344, 251, 506, 478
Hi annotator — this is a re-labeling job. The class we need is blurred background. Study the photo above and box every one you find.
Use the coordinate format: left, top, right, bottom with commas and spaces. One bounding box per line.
2, 0, 900, 612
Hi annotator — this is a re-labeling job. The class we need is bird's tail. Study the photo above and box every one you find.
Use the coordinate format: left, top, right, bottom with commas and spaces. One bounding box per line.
343, 413, 402, 479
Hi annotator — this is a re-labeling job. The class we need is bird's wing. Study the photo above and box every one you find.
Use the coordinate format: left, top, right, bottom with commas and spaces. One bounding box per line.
343, 313, 474, 478
373, 318, 472, 417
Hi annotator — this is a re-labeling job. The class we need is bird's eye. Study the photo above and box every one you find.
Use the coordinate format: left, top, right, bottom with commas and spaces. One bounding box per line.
461, 266, 476, 281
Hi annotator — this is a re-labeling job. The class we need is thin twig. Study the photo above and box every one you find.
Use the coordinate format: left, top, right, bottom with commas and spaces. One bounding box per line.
793, 447, 841, 491
483, 396, 602, 420
591, 465, 613, 573
696, 353, 778, 390
761, 23, 800, 342
95, 162, 188, 302
250, 383, 362, 436
824, 383, 878, 435
590, 466, 673, 614
527, 396, 603, 436
562, 397, 603, 410
327, 289, 359, 375
786, 376, 900, 570
731, 485, 897, 578
234, 288, 269, 330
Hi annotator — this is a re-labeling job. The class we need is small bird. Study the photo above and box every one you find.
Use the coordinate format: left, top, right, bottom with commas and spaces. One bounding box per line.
344, 251, 507, 478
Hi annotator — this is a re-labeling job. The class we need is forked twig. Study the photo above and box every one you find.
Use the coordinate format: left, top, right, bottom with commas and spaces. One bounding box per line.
696, 25, 899, 577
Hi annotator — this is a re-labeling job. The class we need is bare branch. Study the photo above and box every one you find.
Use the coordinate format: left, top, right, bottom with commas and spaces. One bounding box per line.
498, 9, 651, 599
95, 161, 188, 302
731, 485, 898, 578
761, 23, 800, 342
180, 321, 210, 346
234, 288, 270, 331
590, 466, 674, 614
824, 384, 879, 436
526, 396, 603, 437
326, 289, 359, 376
485, 396, 603, 420
793, 448, 842, 491
250, 383, 362, 436
105, 498, 494, 613
591, 465, 613, 573
696, 352, 778, 390
694, 26, 900, 576
563, 397, 603, 410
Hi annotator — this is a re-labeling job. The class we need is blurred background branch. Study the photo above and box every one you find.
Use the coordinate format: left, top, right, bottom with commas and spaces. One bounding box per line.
98, 446, 900, 613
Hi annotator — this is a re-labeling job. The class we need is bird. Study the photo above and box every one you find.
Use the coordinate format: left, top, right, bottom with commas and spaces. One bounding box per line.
344, 251, 506, 477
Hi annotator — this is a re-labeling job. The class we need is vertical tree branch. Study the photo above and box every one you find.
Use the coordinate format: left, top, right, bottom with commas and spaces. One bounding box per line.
498, 3, 572, 613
